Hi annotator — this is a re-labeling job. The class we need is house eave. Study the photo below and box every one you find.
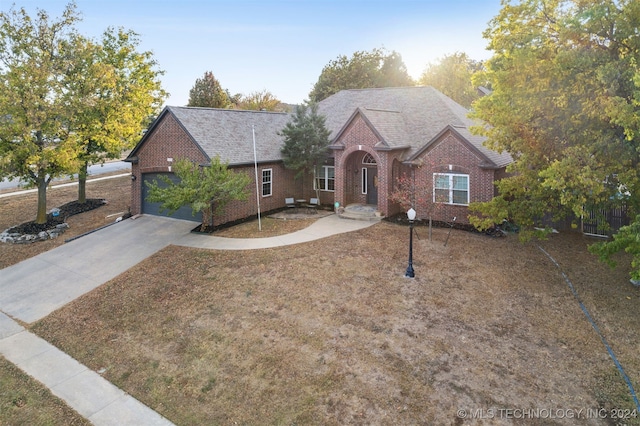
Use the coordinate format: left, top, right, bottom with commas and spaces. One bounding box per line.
479, 163, 503, 170
231, 159, 284, 168
375, 144, 410, 152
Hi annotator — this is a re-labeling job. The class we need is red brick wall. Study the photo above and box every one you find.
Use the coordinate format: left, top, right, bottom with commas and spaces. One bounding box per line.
333, 114, 399, 215
213, 162, 300, 226
402, 131, 499, 224
130, 113, 209, 215
130, 113, 306, 226
332, 117, 504, 223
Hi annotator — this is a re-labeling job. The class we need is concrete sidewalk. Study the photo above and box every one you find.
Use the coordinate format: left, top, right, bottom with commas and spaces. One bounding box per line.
0, 312, 172, 425
0, 213, 376, 425
176, 213, 375, 250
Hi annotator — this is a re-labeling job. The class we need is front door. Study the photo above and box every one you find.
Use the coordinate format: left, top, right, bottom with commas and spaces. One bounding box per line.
366, 168, 378, 205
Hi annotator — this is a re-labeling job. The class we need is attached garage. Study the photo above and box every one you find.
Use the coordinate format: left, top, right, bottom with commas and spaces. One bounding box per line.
141, 172, 202, 222
126, 106, 295, 227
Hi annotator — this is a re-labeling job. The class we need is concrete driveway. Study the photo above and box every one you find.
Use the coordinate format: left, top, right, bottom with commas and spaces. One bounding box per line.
0, 215, 196, 324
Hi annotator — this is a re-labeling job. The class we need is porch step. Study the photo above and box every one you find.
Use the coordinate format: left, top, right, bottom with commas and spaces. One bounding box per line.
338, 204, 383, 222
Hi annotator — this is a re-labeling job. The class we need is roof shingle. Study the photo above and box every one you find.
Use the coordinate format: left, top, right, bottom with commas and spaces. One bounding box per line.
132, 86, 511, 169
167, 106, 291, 165
318, 86, 512, 167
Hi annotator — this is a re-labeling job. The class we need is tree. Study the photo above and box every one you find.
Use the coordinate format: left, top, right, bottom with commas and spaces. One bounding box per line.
389, 160, 448, 240
187, 71, 230, 108
226, 90, 243, 108
144, 157, 251, 231
309, 48, 414, 102
419, 52, 484, 108
0, 3, 83, 224
468, 0, 640, 277
590, 215, 640, 281
279, 102, 331, 196
67, 27, 166, 203
237, 90, 283, 111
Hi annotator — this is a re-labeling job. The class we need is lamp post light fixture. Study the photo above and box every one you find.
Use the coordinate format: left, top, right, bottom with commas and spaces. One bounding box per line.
405, 207, 416, 278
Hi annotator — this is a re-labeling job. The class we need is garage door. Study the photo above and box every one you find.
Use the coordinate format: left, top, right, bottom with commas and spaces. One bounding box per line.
142, 173, 202, 222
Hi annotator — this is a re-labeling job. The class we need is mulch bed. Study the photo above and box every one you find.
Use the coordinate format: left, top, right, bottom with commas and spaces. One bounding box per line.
5, 199, 107, 235
384, 213, 497, 234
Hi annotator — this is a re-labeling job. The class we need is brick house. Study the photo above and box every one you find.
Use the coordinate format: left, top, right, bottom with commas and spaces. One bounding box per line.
125, 107, 303, 224
126, 86, 512, 225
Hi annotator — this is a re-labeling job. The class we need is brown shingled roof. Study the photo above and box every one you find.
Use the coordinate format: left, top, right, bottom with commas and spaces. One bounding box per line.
167, 106, 291, 165
129, 87, 511, 169
318, 86, 512, 167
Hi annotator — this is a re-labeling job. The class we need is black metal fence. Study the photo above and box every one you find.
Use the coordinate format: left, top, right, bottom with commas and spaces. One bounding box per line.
582, 205, 629, 237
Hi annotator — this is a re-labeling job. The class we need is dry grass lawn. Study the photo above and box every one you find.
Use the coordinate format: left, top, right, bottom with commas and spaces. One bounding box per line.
0, 356, 92, 425
2, 175, 640, 425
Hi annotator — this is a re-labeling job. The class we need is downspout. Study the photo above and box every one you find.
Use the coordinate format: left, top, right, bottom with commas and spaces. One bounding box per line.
252, 125, 262, 231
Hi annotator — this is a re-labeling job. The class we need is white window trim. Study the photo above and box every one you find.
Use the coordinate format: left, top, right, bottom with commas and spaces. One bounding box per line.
262, 168, 272, 197
433, 173, 469, 205
362, 153, 377, 165
362, 167, 368, 194
314, 165, 335, 192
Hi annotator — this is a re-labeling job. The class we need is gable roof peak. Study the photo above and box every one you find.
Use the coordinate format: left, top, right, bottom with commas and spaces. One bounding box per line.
317, 86, 512, 168
130, 105, 292, 165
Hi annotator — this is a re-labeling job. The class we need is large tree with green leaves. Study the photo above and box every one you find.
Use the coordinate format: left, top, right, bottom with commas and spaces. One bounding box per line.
419, 52, 485, 108
309, 48, 414, 102
469, 0, 640, 278
144, 157, 251, 231
67, 27, 166, 203
0, 3, 83, 224
237, 90, 284, 111
187, 71, 230, 108
279, 102, 331, 196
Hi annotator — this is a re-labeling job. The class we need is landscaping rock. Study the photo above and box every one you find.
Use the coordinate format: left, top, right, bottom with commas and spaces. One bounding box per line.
1, 199, 105, 244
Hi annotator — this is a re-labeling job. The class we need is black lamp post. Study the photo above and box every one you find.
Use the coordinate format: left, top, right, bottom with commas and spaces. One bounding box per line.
405, 207, 416, 278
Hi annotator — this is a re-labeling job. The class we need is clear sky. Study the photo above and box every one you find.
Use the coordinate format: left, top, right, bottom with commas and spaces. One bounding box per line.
3, 0, 503, 106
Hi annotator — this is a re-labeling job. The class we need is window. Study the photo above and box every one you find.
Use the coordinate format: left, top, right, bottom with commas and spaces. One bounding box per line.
362, 168, 368, 194
362, 153, 377, 165
262, 168, 272, 197
434, 173, 469, 205
315, 166, 335, 191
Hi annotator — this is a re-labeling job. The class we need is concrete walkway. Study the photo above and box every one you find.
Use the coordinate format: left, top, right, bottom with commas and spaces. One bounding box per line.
0, 312, 172, 425
176, 213, 375, 250
0, 213, 376, 425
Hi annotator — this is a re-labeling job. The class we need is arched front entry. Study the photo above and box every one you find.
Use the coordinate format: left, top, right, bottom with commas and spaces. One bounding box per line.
338, 149, 379, 208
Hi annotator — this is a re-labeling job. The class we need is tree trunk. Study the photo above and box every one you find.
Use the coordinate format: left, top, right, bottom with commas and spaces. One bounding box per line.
78, 161, 88, 204
35, 178, 48, 224
200, 202, 214, 232
429, 217, 432, 241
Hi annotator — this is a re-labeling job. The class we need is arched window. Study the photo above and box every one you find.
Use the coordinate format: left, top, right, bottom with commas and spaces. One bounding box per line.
362, 153, 377, 165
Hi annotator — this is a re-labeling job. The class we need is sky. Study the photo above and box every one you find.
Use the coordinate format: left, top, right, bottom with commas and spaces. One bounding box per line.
2, 0, 504, 107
